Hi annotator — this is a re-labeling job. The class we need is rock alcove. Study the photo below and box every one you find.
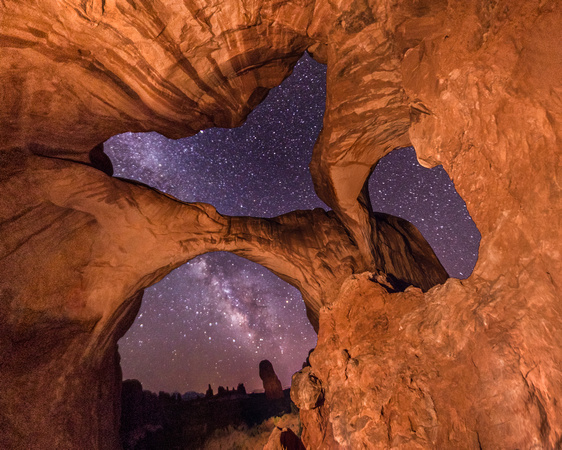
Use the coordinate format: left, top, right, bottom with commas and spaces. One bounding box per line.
112, 55, 479, 397
1, 0, 561, 448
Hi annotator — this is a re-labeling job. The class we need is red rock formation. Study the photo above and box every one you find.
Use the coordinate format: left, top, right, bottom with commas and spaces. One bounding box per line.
0, 0, 313, 154
0, 150, 444, 448
291, 367, 323, 411
259, 360, 285, 400
0, 0, 561, 448
295, 270, 562, 448
290, 1, 562, 447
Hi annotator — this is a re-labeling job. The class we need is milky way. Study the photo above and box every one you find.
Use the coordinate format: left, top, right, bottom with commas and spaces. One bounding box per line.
105, 54, 480, 394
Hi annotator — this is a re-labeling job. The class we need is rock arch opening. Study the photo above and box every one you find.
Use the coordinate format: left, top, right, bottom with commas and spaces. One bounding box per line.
105, 54, 326, 394
119, 252, 316, 394
106, 52, 479, 395
369, 147, 481, 278
104, 53, 327, 217
1, 1, 559, 448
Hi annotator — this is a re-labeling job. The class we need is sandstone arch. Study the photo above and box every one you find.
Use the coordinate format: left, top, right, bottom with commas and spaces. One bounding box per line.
1, 0, 561, 448
0, 150, 446, 448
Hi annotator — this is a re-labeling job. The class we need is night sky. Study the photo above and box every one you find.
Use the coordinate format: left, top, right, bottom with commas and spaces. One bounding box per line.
105, 54, 480, 395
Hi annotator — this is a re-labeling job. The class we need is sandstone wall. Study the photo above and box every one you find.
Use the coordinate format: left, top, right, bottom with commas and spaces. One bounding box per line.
291, 0, 562, 447
0, 151, 445, 448
1, 0, 560, 448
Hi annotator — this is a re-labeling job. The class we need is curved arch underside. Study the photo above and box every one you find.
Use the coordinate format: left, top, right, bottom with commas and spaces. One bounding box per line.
1, 0, 561, 448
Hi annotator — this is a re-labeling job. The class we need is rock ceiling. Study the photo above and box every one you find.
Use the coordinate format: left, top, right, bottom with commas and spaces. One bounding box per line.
1, 0, 561, 448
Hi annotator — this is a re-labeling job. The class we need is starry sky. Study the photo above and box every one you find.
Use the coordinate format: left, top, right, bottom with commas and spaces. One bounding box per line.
105, 54, 480, 395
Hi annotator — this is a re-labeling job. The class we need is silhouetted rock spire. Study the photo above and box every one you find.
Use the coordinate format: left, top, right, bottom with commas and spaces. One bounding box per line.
259, 360, 284, 400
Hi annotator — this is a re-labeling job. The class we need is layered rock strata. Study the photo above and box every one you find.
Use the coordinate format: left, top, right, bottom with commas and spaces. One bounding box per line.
1, 0, 561, 448
290, 0, 562, 448
0, 0, 313, 153
0, 150, 445, 448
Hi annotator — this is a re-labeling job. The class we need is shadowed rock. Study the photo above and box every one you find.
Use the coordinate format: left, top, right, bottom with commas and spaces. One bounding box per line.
259, 360, 284, 400
264, 426, 306, 450
1, 0, 561, 448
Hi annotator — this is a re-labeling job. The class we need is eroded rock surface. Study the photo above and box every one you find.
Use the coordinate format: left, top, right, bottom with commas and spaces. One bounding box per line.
1, 0, 561, 448
0, 150, 445, 448
291, 0, 562, 447
294, 273, 562, 448
0, 0, 313, 154
290, 366, 323, 411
